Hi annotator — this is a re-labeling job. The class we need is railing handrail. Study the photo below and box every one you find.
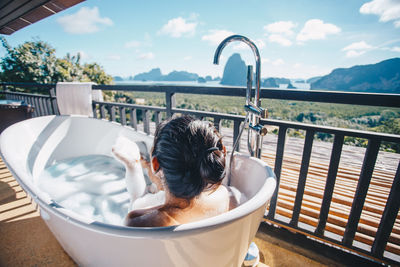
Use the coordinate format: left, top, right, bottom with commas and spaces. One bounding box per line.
2, 82, 400, 108
93, 84, 400, 108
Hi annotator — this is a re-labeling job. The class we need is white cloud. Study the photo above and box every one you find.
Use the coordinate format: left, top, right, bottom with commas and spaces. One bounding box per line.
360, 0, 400, 28
201, 29, 235, 45
159, 17, 197, 38
261, 58, 270, 64
342, 41, 374, 57
268, 34, 292, 46
125, 40, 141, 48
342, 41, 373, 51
272, 58, 285, 66
261, 58, 284, 65
264, 21, 296, 36
293, 63, 302, 69
76, 51, 90, 60
345, 50, 366, 58
184, 56, 192, 60
57, 7, 112, 34
107, 54, 121, 60
391, 46, 400, 52
137, 52, 155, 60
296, 19, 341, 42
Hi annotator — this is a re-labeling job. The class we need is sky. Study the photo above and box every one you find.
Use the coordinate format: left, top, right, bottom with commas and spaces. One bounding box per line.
1, 0, 400, 79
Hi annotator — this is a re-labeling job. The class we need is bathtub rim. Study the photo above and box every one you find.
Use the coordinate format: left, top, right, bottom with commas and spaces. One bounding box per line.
0, 115, 277, 238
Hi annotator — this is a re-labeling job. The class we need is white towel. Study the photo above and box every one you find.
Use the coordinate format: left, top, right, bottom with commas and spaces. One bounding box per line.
56, 82, 94, 116
92, 89, 104, 102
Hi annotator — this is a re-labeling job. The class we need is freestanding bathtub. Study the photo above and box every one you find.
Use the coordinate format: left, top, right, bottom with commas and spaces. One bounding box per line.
0, 115, 276, 267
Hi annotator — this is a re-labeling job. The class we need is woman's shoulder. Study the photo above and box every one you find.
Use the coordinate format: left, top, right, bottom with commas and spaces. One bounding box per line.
125, 206, 179, 227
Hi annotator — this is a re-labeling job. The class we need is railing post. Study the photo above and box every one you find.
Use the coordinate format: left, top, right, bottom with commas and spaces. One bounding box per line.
214, 117, 221, 131
343, 138, 381, 247
155, 111, 162, 128
290, 129, 315, 227
316, 134, 344, 236
120, 107, 127, 125
49, 88, 58, 115
143, 110, 150, 134
130, 108, 138, 130
166, 91, 176, 118
371, 162, 400, 259
92, 103, 98, 118
233, 119, 242, 152
109, 106, 116, 121
267, 126, 287, 219
100, 104, 106, 119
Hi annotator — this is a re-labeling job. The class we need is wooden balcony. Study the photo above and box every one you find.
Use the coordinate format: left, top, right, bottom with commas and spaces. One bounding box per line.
1, 82, 399, 265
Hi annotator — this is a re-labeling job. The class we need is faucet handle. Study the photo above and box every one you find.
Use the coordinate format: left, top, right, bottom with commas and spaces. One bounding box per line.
260, 126, 268, 136
261, 108, 268, 119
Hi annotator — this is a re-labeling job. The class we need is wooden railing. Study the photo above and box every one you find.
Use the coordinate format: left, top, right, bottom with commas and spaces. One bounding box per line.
1, 82, 400, 265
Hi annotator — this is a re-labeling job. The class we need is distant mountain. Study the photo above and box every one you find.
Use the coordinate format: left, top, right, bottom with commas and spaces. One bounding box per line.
221, 53, 247, 86
163, 71, 198, 81
262, 78, 279, 88
113, 76, 124, 81
261, 77, 296, 89
311, 58, 400, 93
306, 76, 321, 84
133, 68, 200, 82
274, 77, 291, 84
133, 68, 163, 81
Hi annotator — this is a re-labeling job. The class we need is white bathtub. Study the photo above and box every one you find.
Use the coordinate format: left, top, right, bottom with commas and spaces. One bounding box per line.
0, 115, 276, 267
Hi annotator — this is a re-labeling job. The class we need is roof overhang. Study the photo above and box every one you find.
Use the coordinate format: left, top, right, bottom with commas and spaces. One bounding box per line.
0, 0, 85, 35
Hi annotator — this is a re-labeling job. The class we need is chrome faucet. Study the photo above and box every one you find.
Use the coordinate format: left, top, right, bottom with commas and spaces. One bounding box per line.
213, 35, 261, 107
213, 35, 268, 160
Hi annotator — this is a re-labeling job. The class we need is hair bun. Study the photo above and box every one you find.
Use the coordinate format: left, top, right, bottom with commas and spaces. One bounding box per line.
199, 148, 226, 184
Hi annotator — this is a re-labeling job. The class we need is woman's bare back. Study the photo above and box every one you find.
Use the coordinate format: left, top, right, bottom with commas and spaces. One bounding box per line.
125, 185, 242, 227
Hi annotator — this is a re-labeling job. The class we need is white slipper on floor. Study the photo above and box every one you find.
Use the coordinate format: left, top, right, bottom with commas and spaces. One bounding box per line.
243, 242, 260, 267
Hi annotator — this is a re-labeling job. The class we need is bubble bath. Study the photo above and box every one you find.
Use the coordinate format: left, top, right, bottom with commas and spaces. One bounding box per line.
37, 155, 131, 225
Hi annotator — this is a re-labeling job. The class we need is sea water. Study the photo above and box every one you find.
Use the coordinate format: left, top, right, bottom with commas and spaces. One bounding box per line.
37, 155, 131, 225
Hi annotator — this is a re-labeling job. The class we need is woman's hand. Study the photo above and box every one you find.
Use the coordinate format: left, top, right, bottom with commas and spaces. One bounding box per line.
112, 136, 141, 169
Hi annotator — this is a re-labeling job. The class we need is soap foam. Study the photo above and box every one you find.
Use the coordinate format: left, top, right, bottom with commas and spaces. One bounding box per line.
37, 155, 131, 225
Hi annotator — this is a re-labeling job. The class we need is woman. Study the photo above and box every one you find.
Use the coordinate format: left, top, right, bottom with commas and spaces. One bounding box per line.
114, 115, 244, 227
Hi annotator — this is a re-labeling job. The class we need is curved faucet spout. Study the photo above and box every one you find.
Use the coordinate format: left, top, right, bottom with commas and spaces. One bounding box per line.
213, 35, 261, 106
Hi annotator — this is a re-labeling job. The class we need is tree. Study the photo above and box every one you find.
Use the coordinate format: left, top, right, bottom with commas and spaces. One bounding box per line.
55, 53, 83, 82
82, 63, 113, 84
0, 37, 58, 83
0, 37, 113, 85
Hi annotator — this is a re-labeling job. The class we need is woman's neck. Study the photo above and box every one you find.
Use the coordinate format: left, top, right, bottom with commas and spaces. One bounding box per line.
163, 189, 194, 209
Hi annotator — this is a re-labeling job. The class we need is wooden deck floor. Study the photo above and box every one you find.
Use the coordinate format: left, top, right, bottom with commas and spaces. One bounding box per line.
219, 124, 399, 259
1, 122, 399, 264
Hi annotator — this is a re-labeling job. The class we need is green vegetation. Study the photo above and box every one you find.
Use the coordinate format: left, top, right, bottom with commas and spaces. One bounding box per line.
0, 37, 113, 86
112, 90, 400, 152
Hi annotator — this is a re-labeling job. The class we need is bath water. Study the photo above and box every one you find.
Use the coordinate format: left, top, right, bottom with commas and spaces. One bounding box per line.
37, 155, 132, 225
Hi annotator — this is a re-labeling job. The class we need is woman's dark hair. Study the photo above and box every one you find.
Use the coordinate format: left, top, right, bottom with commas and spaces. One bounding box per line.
151, 115, 226, 199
